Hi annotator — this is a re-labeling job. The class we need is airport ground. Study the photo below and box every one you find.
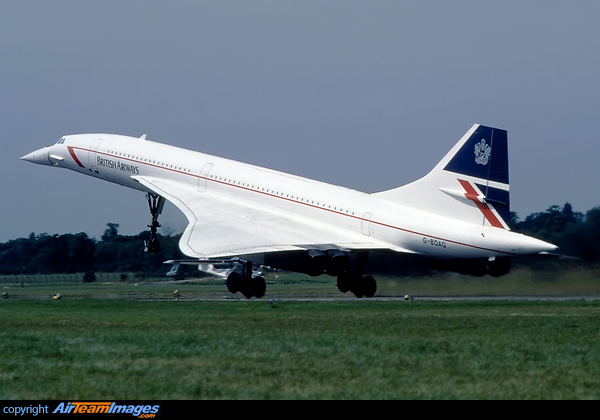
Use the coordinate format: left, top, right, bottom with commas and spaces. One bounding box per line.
1, 266, 600, 399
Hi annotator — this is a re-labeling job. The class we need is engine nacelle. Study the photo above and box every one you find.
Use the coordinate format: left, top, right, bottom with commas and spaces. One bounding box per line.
307, 249, 328, 276
306, 249, 350, 276
325, 249, 350, 276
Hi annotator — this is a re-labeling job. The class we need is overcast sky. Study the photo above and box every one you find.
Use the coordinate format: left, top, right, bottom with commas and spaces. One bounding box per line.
2, 1, 599, 243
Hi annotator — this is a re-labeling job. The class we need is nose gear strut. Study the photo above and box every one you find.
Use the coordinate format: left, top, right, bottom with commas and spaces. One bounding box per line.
144, 193, 165, 253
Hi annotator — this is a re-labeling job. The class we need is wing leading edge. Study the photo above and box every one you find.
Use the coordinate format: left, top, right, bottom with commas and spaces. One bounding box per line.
132, 176, 415, 258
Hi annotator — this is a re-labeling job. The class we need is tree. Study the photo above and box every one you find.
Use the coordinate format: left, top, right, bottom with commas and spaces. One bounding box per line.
563, 207, 600, 262
65, 233, 96, 273
101, 223, 120, 242
513, 203, 584, 245
0, 225, 184, 275
512, 203, 597, 261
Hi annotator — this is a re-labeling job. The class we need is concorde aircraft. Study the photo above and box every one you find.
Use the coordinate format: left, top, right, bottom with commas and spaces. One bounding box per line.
21, 124, 557, 298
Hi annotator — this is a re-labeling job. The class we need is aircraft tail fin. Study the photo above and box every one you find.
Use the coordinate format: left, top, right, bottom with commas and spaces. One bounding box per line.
374, 124, 511, 229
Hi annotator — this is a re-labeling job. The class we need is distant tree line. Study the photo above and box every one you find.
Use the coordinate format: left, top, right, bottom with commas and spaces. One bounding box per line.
0, 223, 184, 276
511, 203, 600, 262
0, 203, 598, 276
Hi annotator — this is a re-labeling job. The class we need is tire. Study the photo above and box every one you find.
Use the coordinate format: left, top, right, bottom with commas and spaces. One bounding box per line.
241, 284, 254, 299
337, 273, 351, 293
363, 275, 377, 298
251, 276, 266, 298
226, 272, 242, 294
351, 276, 365, 298
240, 276, 253, 299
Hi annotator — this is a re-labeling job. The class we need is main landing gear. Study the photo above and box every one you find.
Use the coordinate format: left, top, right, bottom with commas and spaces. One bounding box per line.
226, 261, 267, 299
333, 251, 376, 298
336, 273, 377, 298
144, 193, 165, 253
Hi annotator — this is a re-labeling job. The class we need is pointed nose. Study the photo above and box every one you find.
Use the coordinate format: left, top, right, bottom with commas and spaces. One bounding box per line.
540, 241, 560, 254
520, 234, 559, 254
20, 147, 51, 165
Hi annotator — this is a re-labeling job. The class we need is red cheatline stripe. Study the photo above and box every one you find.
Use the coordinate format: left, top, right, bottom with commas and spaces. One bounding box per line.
67, 146, 85, 168
458, 179, 505, 229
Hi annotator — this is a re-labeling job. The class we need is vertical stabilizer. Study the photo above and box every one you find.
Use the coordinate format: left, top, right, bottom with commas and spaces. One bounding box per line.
373, 124, 511, 229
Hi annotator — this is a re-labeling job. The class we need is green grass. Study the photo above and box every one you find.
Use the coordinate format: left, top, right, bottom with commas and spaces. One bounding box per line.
2, 267, 600, 399
2, 298, 600, 399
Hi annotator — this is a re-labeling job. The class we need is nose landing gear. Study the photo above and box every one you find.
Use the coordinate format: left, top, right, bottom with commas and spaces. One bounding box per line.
144, 193, 165, 253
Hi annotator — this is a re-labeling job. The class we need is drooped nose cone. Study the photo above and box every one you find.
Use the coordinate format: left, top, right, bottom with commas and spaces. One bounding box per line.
20, 147, 51, 165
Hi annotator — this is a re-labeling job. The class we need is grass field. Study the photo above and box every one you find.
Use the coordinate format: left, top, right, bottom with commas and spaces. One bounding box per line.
1, 267, 600, 399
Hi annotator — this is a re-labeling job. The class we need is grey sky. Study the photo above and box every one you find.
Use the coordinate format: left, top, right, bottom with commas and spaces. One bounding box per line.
2, 1, 599, 243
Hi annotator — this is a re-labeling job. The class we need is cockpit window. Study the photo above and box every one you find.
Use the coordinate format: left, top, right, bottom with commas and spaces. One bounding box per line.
56, 137, 66, 145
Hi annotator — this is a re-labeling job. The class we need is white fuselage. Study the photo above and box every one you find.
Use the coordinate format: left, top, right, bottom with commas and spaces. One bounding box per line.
22, 133, 557, 260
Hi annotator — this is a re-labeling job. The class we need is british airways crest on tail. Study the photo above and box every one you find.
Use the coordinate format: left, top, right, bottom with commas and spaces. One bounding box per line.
474, 139, 491, 165
443, 125, 509, 185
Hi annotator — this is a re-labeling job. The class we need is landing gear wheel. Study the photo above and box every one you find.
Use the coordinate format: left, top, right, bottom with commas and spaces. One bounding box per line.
363, 275, 377, 298
241, 278, 254, 299
352, 279, 365, 298
338, 273, 377, 298
251, 276, 266, 299
144, 237, 161, 253
226, 262, 268, 298
226, 272, 242, 294
337, 273, 351, 293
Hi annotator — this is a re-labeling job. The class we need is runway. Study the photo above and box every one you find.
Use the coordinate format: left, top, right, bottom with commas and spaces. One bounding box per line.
157, 293, 600, 302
